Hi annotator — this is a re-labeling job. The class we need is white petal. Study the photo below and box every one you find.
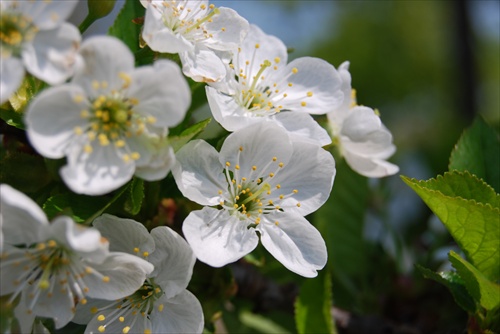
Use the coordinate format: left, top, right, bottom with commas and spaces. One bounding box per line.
0, 56, 24, 104
60, 143, 135, 196
25, 85, 89, 159
344, 151, 399, 178
22, 1, 78, 30
280, 57, 343, 115
14, 298, 36, 334
83, 253, 153, 300
219, 122, 293, 176
271, 140, 335, 216
128, 59, 190, 128
327, 61, 352, 122
236, 24, 288, 78
172, 139, 227, 206
259, 212, 327, 278
203, 7, 249, 51
182, 207, 259, 267
151, 290, 204, 334
72, 36, 134, 98
22, 23, 81, 85
0, 184, 48, 246
149, 226, 195, 298
271, 112, 332, 146
29, 274, 76, 329
0, 248, 35, 295
142, 3, 193, 53
179, 47, 226, 82
73, 298, 113, 325
206, 86, 259, 131
49, 217, 109, 263
92, 214, 155, 256
135, 144, 175, 181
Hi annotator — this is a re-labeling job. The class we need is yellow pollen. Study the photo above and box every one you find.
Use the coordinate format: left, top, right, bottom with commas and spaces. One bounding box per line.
158, 304, 164, 312
293, 189, 298, 193
218, 190, 223, 194
297, 203, 301, 207
255, 43, 260, 49
200, 4, 206, 9
307, 91, 313, 97
98, 325, 105, 333
226, 162, 231, 167
274, 57, 281, 63
283, 93, 288, 98
288, 83, 293, 87
92, 80, 100, 90
119, 317, 125, 322
275, 221, 279, 226
91, 307, 98, 314
279, 195, 284, 199
210, 4, 215, 9
119, 72, 132, 88
221, 27, 226, 31
122, 327, 131, 334
102, 276, 110, 283
279, 162, 284, 168
272, 157, 277, 161
252, 166, 257, 171
268, 200, 273, 205
80, 298, 88, 305
235, 165, 240, 170
239, 146, 243, 151
292, 68, 298, 74
269, 173, 274, 177
233, 204, 239, 209
301, 101, 307, 107
142, 251, 149, 257
131, 152, 140, 160
97, 315, 106, 321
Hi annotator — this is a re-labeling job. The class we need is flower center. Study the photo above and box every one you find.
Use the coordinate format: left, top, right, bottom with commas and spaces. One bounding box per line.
72, 73, 155, 163
0, 11, 37, 57
92, 279, 164, 334
217, 146, 301, 227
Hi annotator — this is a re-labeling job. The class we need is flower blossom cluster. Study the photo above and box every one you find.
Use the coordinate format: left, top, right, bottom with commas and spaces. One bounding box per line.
0, 1, 399, 333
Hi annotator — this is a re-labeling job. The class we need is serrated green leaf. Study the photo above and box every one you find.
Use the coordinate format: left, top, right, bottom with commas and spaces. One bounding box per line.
124, 177, 144, 215
295, 271, 336, 334
108, 0, 144, 54
449, 251, 500, 311
416, 264, 476, 313
402, 173, 500, 281
315, 160, 369, 309
170, 118, 212, 152
43, 194, 106, 222
449, 116, 500, 193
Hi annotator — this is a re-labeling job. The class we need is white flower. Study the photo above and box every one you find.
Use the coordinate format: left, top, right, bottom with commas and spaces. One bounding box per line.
72, 214, 204, 334
205, 24, 343, 146
24, 36, 191, 195
0, 0, 80, 103
173, 122, 335, 277
141, 0, 249, 82
327, 62, 399, 177
0, 184, 154, 332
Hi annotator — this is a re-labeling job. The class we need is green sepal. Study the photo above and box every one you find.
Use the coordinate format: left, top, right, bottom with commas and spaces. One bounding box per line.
170, 118, 212, 152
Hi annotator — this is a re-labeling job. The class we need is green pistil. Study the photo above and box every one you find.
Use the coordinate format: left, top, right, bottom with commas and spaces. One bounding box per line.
184, 8, 220, 33
243, 60, 272, 108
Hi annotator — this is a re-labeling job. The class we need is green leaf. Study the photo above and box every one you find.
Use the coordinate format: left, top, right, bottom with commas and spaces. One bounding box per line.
402, 172, 500, 281
449, 251, 500, 311
315, 160, 369, 309
295, 271, 336, 334
124, 177, 144, 215
240, 310, 291, 334
0, 107, 24, 129
416, 264, 476, 313
170, 118, 212, 152
0, 151, 51, 193
449, 117, 500, 193
108, 0, 144, 54
43, 193, 106, 222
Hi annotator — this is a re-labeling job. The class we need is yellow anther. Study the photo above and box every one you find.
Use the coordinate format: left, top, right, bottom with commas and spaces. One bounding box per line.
98, 134, 110, 146
85, 267, 93, 274
114, 140, 126, 148
102, 276, 110, 283
200, 4, 206, 9
255, 43, 260, 49
97, 315, 106, 321
209, 4, 215, 9
279, 195, 284, 199
252, 166, 257, 171
233, 204, 239, 209
80, 298, 88, 305
293, 189, 298, 193
98, 325, 106, 333
91, 306, 99, 314
118, 72, 132, 88
92, 80, 100, 90
239, 146, 243, 151
279, 162, 284, 168
144, 329, 152, 334
129, 98, 139, 105
268, 200, 273, 205
47, 240, 57, 247
226, 162, 231, 167
122, 327, 131, 334
272, 157, 277, 161
307, 91, 313, 97
269, 173, 274, 177
219, 201, 224, 206
235, 165, 240, 170
301, 101, 307, 107
74, 126, 83, 135
221, 27, 226, 31
274, 57, 281, 63
218, 190, 223, 194
297, 203, 301, 207
142, 252, 149, 257
275, 221, 279, 226
292, 68, 298, 74
288, 83, 293, 87
158, 304, 164, 312
131, 152, 140, 160
235, 196, 240, 200
147, 116, 157, 124
119, 317, 125, 322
